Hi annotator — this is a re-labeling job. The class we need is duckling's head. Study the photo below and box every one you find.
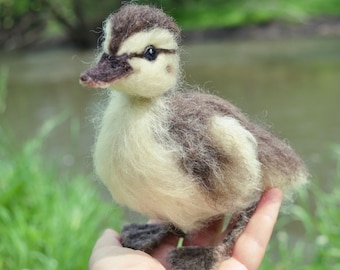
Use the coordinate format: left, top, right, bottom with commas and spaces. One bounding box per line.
80, 4, 181, 98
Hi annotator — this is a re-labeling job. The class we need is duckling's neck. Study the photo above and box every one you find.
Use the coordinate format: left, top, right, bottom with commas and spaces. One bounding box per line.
112, 88, 175, 108
108, 91, 160, 121
127, 94, 155, 106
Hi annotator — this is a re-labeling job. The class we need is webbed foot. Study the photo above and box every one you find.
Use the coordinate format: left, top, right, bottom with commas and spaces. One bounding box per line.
168, 246, 221, 270
121, 223, 184, 253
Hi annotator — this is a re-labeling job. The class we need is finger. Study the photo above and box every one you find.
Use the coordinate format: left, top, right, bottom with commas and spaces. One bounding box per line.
232, 188, 283, 270
218, 257, 248, 270
150, 234, 179, 267
89, 229, 123, 269
90, 229, 166, 270
146, 220, 180, 266
93, 229, 122, 250
184, 217, 225, 246
147, 219, 164, 224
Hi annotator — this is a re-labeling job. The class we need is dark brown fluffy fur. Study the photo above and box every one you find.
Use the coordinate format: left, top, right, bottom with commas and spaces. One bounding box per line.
105, 4, 181, 55
166, 91, 307, 193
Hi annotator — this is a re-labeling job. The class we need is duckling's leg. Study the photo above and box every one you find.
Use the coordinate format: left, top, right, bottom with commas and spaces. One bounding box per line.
168, 203, 257, 270
121, 223, 185, 253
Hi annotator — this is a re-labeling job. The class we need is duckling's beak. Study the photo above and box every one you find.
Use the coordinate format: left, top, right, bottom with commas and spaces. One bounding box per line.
80, 53, 133, 88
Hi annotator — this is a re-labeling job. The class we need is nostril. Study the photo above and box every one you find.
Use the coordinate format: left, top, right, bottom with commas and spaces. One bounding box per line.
80, 74, 89, 82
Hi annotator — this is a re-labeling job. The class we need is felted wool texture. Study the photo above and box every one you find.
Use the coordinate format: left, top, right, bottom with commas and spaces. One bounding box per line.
90, 4, 309, 231
102, 4, 181, 56
113, 29, 180, 97
165, 92, 308, 197
94, 92, 233, 230
94, 91, 307, 231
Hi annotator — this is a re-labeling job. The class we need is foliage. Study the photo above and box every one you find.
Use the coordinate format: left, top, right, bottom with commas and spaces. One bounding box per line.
1, 0, 340, 49
0, 0, 45, 29
40, 0, 122, 48
169, 0, 340, 29
0, 0, 46, 49
0, 70, 123, 269
0, 66, 8, 113
261, 151, 340, 269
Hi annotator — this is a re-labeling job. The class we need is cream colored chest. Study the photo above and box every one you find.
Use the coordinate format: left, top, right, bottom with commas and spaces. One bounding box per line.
93, 93, 221, 230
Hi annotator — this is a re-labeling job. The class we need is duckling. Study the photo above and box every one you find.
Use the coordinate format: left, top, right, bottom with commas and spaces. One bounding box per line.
80, 4, 308, 270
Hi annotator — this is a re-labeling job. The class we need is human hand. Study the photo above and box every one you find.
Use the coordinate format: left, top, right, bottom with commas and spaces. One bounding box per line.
89, 188, 283, 270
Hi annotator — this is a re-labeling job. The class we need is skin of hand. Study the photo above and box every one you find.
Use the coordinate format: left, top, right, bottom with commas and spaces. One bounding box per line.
89, 188, 283, 270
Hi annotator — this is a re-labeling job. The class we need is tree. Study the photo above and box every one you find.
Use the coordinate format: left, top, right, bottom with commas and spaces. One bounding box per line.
41, 0, 121, 49
0, 0, 46, 50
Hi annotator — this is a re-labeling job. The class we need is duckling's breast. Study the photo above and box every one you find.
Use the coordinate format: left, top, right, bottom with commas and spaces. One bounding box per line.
94, 92, 229, 230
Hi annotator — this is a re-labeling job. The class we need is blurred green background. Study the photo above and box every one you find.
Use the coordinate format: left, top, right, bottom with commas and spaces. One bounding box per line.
1, 0, 340, 269
1, 0, 340, 49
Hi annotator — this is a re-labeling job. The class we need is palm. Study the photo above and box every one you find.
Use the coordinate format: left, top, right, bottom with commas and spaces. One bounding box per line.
89, 188, 282, 270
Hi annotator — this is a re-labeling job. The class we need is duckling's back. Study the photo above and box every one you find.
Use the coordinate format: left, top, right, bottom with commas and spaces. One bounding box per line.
164, 91, 308, 197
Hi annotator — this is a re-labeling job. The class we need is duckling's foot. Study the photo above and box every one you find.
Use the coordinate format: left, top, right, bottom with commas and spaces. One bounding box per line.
121, 223, 184, 253
168, 246, 221, 270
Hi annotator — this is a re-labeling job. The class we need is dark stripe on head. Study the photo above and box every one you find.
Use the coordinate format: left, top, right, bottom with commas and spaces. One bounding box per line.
104, 4, 181, 55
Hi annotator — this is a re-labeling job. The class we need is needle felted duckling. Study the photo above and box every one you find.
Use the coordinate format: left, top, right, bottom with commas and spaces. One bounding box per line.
80, 4, 308, 270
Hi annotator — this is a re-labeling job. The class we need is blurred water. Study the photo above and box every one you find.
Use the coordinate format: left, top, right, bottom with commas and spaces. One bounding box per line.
1, 37, 340, 185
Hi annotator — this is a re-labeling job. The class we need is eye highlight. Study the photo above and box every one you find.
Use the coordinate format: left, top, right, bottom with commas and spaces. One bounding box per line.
143, 45, 158, 61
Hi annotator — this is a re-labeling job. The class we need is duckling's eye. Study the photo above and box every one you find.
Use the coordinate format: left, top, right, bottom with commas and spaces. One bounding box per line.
143, 45, 158, 61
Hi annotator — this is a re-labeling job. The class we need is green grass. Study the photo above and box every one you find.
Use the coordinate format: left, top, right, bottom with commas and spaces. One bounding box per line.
0, 69, 123, 269
0, 121, 123, 269
261, 148, 340, 269
170, 0, 340, 30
